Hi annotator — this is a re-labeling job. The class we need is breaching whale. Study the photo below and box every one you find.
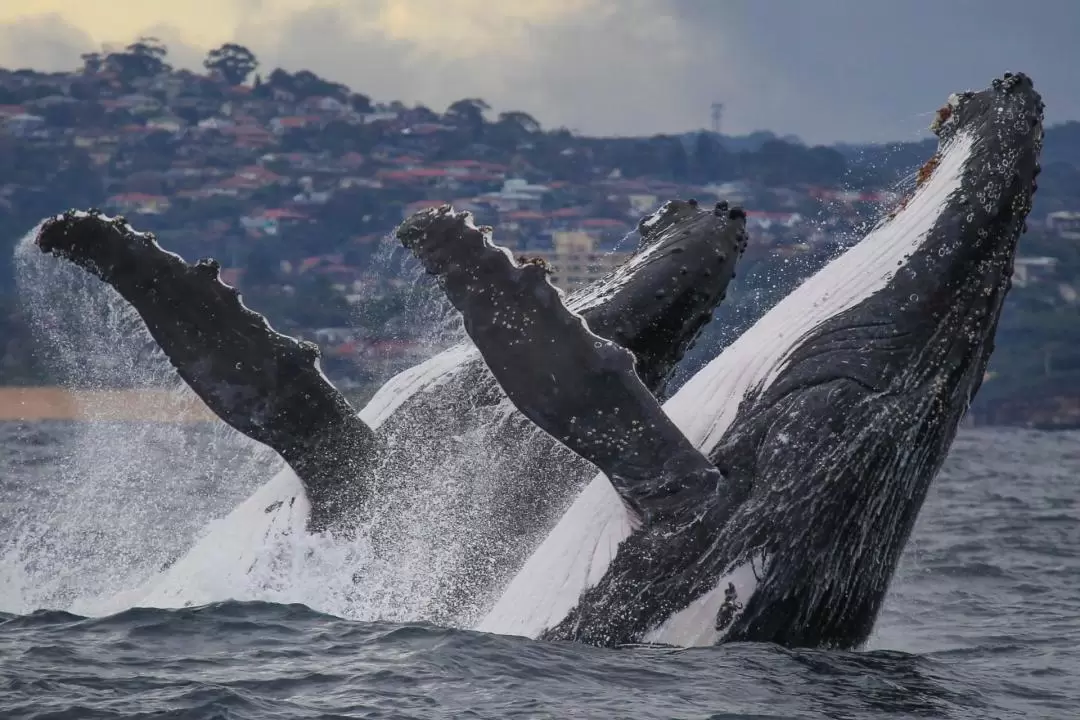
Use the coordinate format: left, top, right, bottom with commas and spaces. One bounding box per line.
444, 72, 1041, 648
33, 198, 747, 617
30, 72, 1041, 650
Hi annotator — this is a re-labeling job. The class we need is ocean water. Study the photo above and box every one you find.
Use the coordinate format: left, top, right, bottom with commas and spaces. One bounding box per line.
0, 421, 1077, 719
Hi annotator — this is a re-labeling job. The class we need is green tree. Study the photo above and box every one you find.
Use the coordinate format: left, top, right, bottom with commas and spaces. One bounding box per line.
498, 111, 541, 134
446, 98, 490, 141
106, 37, 170, 81
349, 92, 373, 113
80, 51, 103, 75
204, 43, 259, 85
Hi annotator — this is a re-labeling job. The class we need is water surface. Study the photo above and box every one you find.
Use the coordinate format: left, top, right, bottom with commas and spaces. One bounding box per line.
1, 424, 1077, 719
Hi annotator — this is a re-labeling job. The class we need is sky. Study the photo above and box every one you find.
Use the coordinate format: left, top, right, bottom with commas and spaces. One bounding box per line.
0, 0, 1076, 145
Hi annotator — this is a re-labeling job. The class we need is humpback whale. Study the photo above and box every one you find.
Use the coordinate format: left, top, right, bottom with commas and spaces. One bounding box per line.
30, 71, 1041, 650
401, 73, 1043, 649
33, 198, 746, 616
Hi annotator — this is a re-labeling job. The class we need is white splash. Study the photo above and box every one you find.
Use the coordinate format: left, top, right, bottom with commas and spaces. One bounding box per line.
2, 227, 278, 616
479, 131, 975, 644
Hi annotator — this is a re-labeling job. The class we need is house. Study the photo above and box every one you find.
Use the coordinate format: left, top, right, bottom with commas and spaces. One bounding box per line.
270, 115, 320, 134
361, 111, 402, 125
402, 122, 454, 136
300, 96, 348, 114
439, 159, 509, 176
338, 176, 382, 190
1047, 211, 1080, 240
745, 211, 803, 231
703, 180, 751, 204
530, 231, 632, 291
502, 210, 548, 231
2, 112, 46, 137
146, 115, 186, 134
221, 123, 277, 148
478, 178, 551, 212
198, 116, 234, 130
627, 193, 660, 215
240, 208, 310, 236
106, 193, 171, 215
233, 165, 286, 187
25, 94, 78, 111
73, 131, 120, 149
377, 168, 451, 186
1012, 256, 1058, 287
116, 93, 163, 115
339, 151, 366, 169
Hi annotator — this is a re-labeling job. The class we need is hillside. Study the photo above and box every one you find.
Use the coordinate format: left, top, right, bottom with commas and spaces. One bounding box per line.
0, 39, 1077, 427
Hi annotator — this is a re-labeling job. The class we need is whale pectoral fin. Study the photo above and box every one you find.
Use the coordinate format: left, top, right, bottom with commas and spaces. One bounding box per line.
36, 211, 378, 528
397, 206, 723, 522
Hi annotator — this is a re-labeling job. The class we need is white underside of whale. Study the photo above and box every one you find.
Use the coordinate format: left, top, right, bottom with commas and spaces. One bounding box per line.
94, 131, 974, 644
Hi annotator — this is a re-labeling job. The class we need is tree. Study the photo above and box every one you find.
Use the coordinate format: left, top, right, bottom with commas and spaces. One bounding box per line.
446, 98, 490, 142
411, 104, 438, 122
106, 37, 170, 81
498, 111, 541, 134
349, 92, 373, 114
690, 131, 730, 183
245, 243, 282, 287
80, 52, 103, 75
204, 43, 259, 85
446, 97, 490, 120
291, 70, 349, 100
267, 68, 292, 88
657, 135, 689, 181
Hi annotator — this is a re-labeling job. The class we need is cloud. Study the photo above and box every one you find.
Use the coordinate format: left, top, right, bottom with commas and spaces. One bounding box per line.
0, 0, 1077, 143
0, 13, 94, 71
234, 0, 746, 135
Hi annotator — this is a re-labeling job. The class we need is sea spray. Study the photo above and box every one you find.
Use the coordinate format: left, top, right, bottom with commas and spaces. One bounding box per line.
2, 227, 278, 613
4, 220, 640, 629
1, 226, 507, 625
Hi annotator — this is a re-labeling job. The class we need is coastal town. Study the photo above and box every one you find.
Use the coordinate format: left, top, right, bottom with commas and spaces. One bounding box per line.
0, 39, 1077, 427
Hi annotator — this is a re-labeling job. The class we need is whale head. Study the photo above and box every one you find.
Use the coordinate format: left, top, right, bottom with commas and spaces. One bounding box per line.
630, 73, 1045, 650
570, 198, 748, 390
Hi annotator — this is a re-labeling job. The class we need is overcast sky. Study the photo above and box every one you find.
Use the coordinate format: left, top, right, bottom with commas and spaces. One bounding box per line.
1, 0, 1075, 144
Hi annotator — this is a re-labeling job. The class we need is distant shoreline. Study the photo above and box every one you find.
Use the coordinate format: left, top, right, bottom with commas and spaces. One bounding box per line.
0, 387, 216, 423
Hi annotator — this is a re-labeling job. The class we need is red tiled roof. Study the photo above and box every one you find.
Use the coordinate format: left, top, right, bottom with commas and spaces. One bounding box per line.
262, 208, 308, 219
504, 210, 546, 221
340, 152, 366, 167
236, 165, 283, 181
377, 168, 449, 182
439, 159, 509, 172
274, 116, 315, 128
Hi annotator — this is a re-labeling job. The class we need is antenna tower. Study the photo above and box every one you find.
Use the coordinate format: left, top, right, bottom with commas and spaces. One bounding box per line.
710, 102, 724, 134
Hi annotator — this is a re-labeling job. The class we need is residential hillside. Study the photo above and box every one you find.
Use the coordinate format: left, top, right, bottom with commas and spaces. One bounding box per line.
0, 39, 1077, 427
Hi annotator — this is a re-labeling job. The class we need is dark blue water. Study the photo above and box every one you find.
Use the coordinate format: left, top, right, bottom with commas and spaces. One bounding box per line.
1, 422, 1078, 719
